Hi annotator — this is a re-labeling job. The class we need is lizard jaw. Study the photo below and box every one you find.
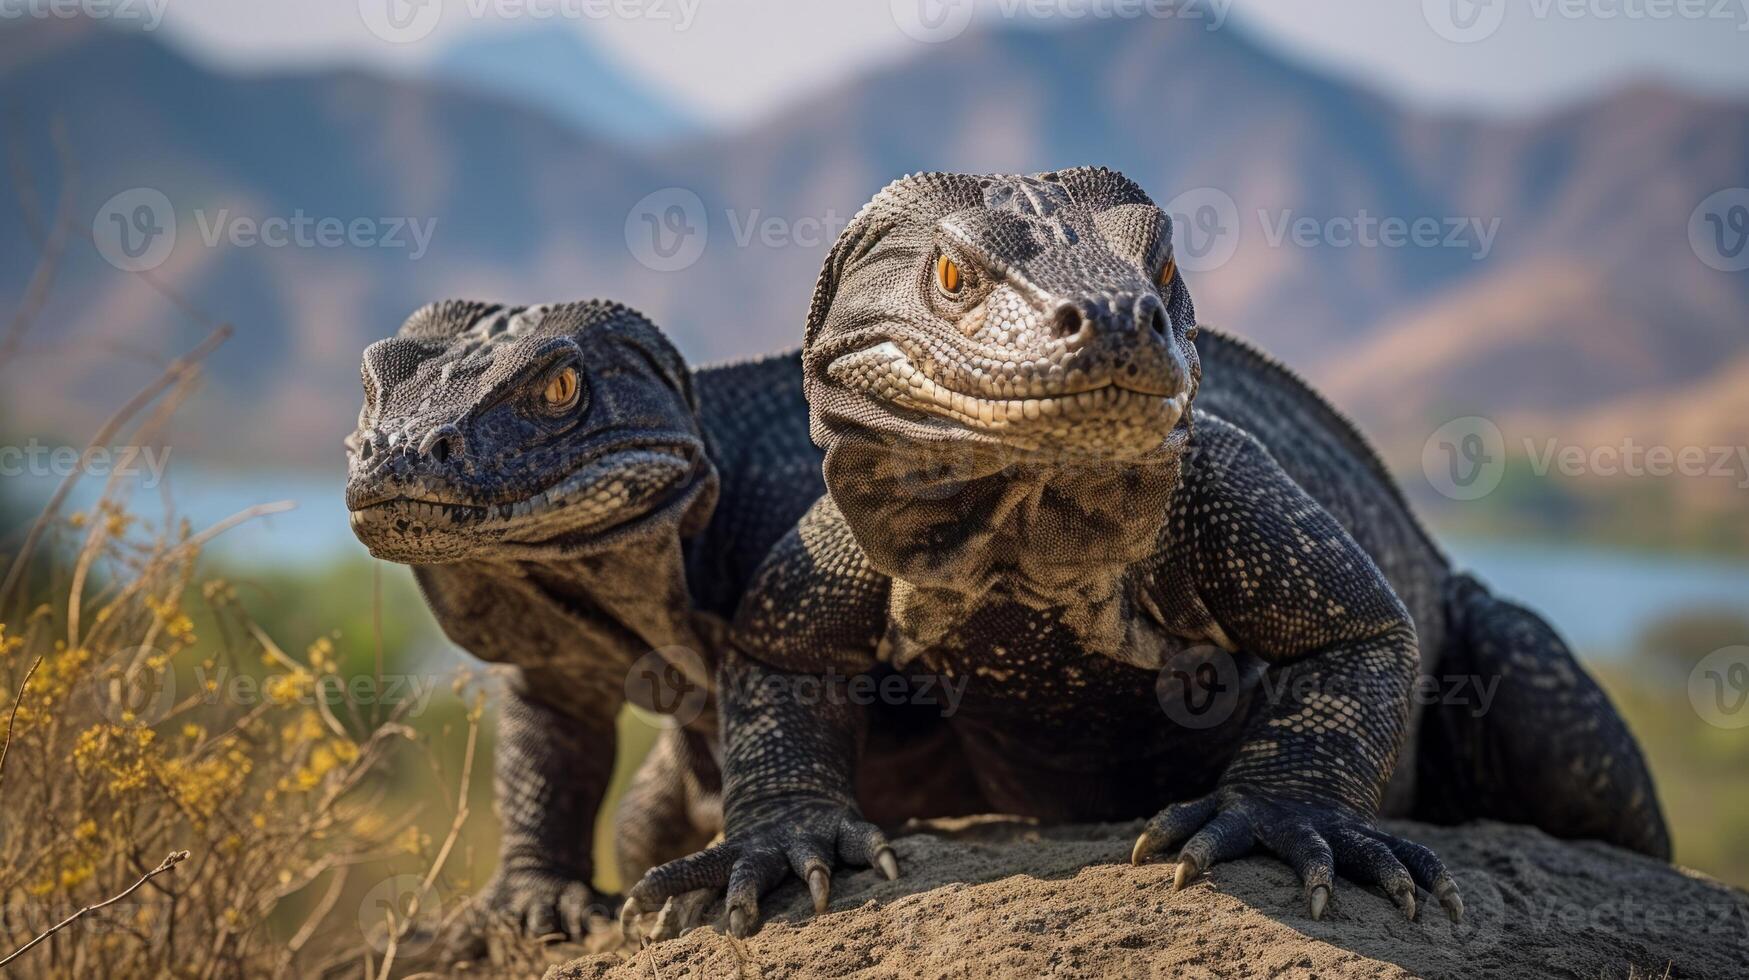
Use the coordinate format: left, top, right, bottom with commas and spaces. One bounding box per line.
827, 340, 1185, 441
348, 446, 703, 562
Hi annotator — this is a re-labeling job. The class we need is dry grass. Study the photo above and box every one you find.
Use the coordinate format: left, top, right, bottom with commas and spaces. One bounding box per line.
0, 128, 578, 978
0, 478, 506, 976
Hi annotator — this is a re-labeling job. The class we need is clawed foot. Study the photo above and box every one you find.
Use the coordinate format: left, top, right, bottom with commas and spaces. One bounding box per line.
621, 800, 898, 941
1130, 791, 1463, 924
457, 867, 609, 947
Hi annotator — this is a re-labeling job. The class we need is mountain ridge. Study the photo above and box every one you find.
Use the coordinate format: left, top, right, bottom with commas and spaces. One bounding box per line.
2, 16, 1744, 476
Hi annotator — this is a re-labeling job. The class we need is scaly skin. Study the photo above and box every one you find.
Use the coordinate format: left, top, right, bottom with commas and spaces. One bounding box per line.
344, 300, 825, 943
626, 168, 1667, 938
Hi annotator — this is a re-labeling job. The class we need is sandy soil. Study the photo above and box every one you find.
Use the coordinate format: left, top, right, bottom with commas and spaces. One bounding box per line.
548, 817, 1749, 980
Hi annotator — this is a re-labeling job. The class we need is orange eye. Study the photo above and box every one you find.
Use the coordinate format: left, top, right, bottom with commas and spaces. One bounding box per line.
1158, 255, 1177, 287
936, 254, 963, 295
543, 366, 580, 409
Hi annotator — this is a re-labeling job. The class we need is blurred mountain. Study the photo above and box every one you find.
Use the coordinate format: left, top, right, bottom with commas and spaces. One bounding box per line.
430, 25, 696, 145
2, 16, 1746, 476
0, 18, 671, 466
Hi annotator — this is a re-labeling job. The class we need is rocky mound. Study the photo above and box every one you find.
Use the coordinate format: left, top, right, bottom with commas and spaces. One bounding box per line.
552, 818, 1748, 980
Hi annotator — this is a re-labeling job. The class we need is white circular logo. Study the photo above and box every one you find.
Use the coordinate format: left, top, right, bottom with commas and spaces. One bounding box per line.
1690, 645, 1749, 730
358, 0, 443, 44
1689, 188, 1749, 273
625, 187, 709, 272
624, 646, 711, 729
891, 0, 976, 43
1422, 416, 1505, 501
1155, 645, 1242, 730
1162, 187, 1240, 274
1422, 0, 1507, 43
359, 874, 442, 954
93, 188, 176, 273
92, 646, 176, 727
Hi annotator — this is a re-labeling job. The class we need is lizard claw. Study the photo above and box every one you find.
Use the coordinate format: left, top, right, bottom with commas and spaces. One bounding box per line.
1434, 874, 1464, 923
727, 906, 750, 938
1385, 876, 1417, 921
876, 848, 900, 882
807, 867, 831, 913
617, 896, 645, 944
1309, 884, 1330, 921
1172, 853, 1202, 891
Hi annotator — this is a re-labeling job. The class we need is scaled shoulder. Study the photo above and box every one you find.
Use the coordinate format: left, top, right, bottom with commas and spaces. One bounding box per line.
730, 495, 890, 673
1184, 410, 1277, 485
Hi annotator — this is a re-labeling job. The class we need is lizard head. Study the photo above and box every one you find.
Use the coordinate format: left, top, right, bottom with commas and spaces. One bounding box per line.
344, 300, 717, 564
801, 168, 1201, 590
805, 167, 1198, 473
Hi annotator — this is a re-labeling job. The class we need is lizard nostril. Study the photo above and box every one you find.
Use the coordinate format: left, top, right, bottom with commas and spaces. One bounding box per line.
1147, 306, 1168, 337
1051, 305, 1085, 340
418, 424, 464, 464
359, 441, 374, 460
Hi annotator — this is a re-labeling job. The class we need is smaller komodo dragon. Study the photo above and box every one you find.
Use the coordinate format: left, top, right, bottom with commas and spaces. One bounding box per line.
344, 300, 827, 942
623, 168, 1669, 938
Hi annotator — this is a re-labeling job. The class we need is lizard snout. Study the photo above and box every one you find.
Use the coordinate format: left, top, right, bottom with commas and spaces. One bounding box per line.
1051, 291, 1189, 399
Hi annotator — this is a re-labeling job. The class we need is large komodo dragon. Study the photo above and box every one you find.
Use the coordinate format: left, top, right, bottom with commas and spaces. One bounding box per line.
623, 167, 1669, 937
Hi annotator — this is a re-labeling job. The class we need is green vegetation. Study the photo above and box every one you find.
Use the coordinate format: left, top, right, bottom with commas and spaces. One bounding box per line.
1599, 608, 1749, 889
1412, 453, 1749, 559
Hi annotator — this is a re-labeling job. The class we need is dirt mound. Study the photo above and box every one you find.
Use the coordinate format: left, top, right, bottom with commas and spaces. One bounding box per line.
552, 818, 1748, 980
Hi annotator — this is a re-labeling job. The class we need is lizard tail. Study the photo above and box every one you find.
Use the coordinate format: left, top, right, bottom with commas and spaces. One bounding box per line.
1416, 573, 1672, 860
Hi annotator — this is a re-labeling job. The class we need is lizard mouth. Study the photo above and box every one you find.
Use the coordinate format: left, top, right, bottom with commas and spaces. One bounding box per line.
347, 444, 705, 560
828, 341, 1186, 436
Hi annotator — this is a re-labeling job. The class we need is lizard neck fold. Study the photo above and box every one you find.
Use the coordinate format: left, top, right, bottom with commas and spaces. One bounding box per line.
825, 425, 1188, 662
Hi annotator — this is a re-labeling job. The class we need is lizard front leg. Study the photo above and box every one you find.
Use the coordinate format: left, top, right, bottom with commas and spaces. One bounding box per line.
1131, 419, 1462, 923
621, 650, 897, 938
473, 675, 617, 939
413, 567, 622, 946
623, 496, 896, 939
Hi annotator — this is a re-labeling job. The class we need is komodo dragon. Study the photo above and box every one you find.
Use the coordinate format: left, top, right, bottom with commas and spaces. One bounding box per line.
344, 300, 827, 940
622, 168, 1669, 937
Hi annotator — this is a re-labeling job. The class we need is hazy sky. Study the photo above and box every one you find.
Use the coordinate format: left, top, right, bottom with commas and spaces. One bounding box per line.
151, 0, 1749, 125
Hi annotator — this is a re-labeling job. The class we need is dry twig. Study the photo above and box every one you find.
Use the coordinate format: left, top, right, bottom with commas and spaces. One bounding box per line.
0, 849, 191, 968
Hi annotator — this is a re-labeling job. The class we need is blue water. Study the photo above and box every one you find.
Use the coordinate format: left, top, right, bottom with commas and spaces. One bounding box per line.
8, 469, 370, 569
12, 471, 1746, 658
1445, 539, 1749, 655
